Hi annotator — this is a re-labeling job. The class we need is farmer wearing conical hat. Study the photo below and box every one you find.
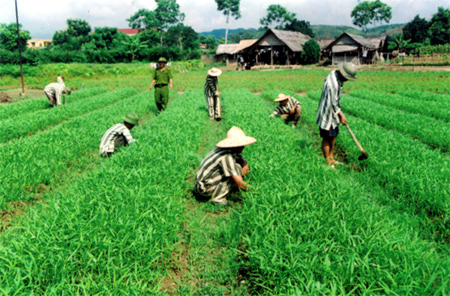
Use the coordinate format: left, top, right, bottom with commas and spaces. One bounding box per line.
269, 93, 302, 129
204, 67, 222, 121
44, 76, 71, 107
316, 62, 357, 166
99, 113, 139, 157
194, 126, 256, 205
149, 57, 173, 112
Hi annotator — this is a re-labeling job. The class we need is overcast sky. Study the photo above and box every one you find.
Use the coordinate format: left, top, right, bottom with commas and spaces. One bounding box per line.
1, 0, 448, 39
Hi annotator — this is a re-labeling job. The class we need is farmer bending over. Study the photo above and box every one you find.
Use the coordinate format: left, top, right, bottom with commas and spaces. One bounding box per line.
269, 93, 302, 129
99, 113, 139, 157
44, 76, 71, 107
194, 126, 256, 205
316, 62, 357, 167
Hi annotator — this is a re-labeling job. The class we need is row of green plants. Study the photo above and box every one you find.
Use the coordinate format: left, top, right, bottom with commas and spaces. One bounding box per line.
0, 87, 106, 122
217, 89, 450, 294
397, 89, 450, 102
345, 70, 450, 95
349, 89, 450, 122
309, 91, 450, 152
0, 89, 147, 209
0, 88, 138, 143
303, 93, 450, 237
0, 90, 206, 293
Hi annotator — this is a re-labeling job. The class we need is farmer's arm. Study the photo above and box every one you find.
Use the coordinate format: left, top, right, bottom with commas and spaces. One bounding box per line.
149, 79, 156, 91
339, 111, 347, 125
149, 70, 157, 90
169, 78, 173, 90
232, 175, 249, 191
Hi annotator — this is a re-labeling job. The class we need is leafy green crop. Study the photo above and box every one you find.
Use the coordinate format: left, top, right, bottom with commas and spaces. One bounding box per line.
0, 90, 206, 294
0, 87, 107, 122
350, 89, 450, 122
216, 89, 450, 294
0, 88, 138, 143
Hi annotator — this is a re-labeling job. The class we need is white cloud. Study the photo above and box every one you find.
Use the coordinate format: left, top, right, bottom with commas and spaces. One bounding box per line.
1, 0, 448, 39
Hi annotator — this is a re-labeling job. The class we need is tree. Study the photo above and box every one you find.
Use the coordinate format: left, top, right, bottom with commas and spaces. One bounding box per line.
166, 24, 199, 51
90, 27, 124, 50
53, 18, 92, 51
351, 0, 392, 36
284, 19, 314, 37
403, 15, 430, 44
260, 5, 296, 30
300, 39, 320, 64
127, 0, 184, 46
199, 35, 218, 50
215, 0, 241, 45
388, 34, 411, 52
428, 7, 450, 45
0, 23, 31, 51
122, 35, 148, 62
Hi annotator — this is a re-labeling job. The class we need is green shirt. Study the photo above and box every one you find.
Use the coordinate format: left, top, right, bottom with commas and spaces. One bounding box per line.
151, 67, 173, 85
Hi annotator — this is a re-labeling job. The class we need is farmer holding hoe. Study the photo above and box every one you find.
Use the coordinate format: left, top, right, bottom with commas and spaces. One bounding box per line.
194, 126, 256, 205
149, 57, 173, 113
316, 62, 357, 167
99, 113, 139, 157
44, 76, 71, 107
204, 67, 222, 121
269, 93, 302, 129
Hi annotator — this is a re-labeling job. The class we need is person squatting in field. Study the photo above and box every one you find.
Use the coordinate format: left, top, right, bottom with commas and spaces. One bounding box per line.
316, 62, 357, 167
149, 57, 173, 112
43, 76, 71, 107
269, 93, 302, 129
99, 113, 139, 157
204, 67, 222, 121
194, 126, 257, 205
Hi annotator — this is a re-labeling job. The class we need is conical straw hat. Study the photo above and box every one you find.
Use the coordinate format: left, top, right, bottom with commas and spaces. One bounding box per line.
338, 62, 357, 81
274, 93, 289, 102
207, 67, 222, 76
216, 126, 257, 148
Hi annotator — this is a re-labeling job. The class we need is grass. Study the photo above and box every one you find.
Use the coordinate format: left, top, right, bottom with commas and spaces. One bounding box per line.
1, 65, 450, 294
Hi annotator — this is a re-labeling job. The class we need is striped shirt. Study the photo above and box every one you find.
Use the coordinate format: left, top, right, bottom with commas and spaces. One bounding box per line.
316, 70, 343, 130
99, 123, 135, 156
195, 148, 243, 194
270, 97, 301, 116
204, 75, 218, 97
44, 77, 66, 106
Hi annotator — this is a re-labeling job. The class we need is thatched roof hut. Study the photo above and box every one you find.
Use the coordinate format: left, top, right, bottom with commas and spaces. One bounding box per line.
245, 29, 312, 65
326, 32, 386, 65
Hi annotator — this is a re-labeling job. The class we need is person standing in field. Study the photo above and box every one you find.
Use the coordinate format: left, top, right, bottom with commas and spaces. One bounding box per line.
194, 126, 256, 205
204, 67, 222, 121
269, 93, 302, 129
149, 57, 173, 113
44, 76, 71, 107
316, 62, 357, 167
99, 113, 139, 157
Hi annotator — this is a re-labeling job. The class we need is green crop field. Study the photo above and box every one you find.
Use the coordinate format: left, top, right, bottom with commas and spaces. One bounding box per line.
0, 64, 450, 295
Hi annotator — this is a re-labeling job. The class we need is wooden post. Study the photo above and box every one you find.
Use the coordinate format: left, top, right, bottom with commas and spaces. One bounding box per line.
15, 0, 25, 96
271, 46, 273, 66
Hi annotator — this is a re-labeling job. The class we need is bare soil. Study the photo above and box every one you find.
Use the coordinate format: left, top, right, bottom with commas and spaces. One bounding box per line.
0, 88, 44, 104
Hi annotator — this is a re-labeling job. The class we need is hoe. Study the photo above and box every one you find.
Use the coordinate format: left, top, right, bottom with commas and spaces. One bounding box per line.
344, 123, 369, 160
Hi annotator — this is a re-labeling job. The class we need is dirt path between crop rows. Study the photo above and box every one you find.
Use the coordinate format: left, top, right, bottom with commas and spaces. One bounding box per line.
160, 108, 248, 295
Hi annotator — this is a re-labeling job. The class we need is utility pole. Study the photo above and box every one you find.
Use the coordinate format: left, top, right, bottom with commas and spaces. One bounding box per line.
15, 0, 25, 96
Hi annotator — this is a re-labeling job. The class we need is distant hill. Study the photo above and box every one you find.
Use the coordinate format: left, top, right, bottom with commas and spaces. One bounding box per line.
199, 28, 247, 39
311, 24, 405, 38
200, 24, 405, 42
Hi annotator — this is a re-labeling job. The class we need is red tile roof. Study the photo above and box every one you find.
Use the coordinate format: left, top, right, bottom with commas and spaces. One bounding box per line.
117, 28, 140, 35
